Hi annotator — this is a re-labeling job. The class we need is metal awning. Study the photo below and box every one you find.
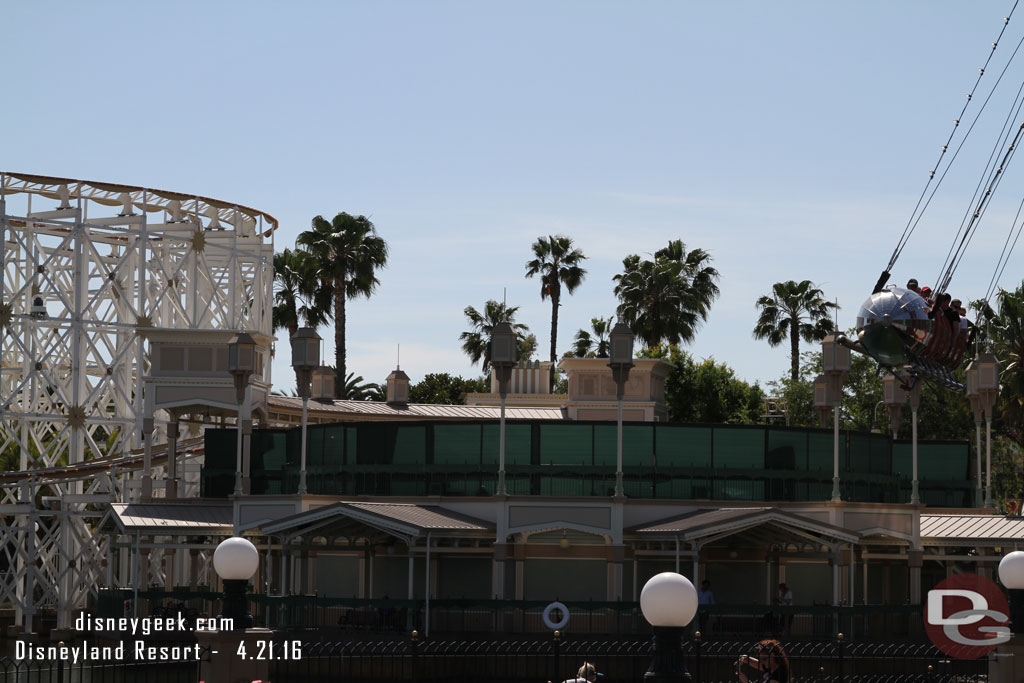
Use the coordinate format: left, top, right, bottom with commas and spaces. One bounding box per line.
259, 501, 494, 545
629, 507, 860, 545
110, 503, 233, 535
922, 514, 1024, 546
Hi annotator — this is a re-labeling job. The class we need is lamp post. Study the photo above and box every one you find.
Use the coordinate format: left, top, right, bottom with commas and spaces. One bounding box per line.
882, 375, 906, 439
1000, 551, 1024, 636
640, 572, 698, 683
966, 360, 984, 507
822, 334, 850, 503
973, 351, 1000, 508
213, 536, 259, 629
908, 382, 922, 505
490, 321, 518, 496
311, 365, 336, 403
290, 327, 320, 495
608, 322, 634, 498
228, 332, 257, 496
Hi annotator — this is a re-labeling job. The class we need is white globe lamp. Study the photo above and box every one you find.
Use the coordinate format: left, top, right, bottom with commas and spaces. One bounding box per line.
213, 537, 259, 629
640, 572, 697, 682
999, 551, 1024, 634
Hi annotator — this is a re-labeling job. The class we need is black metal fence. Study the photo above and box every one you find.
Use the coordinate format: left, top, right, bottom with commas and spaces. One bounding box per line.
269, 635, 989, 683
126, 591, 928, 641
0, 635, 989, 683
0, 650, 205, 683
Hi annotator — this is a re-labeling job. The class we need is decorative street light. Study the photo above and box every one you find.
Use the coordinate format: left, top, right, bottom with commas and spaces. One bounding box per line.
228, 332, 257, 496
822, 334, 850, 503
640, 572, 698, 682
970, 351, 1000, 508
908, 381, 922, 505
311, 365, 335, 403
490, 321, 518, 496
290, 327, 320, 495
213, 536, 259, 630
608, 322, 634, 498
1000, 551, 1024, 636
882, 374, 906, 438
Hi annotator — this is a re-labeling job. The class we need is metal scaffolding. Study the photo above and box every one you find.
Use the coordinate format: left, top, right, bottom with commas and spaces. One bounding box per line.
0, 172, 275, 631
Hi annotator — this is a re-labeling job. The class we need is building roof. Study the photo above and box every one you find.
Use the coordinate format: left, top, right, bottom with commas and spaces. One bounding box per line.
269, 395, 567, 420
921, 514, 1024, 545
260, 501, 492, 543
110, 503, 233, 535
630, 507, 859, 544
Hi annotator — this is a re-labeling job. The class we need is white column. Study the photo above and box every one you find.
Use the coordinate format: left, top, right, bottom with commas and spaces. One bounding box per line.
497, 394, 507, 495
976, 420, 984, 507
911, 406, 920, 505
298, 395, 309, 494
831, 405, 841, 502
985, 416, 993, 507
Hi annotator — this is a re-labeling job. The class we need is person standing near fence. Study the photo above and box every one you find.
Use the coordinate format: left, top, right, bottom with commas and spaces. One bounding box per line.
697, 579, 715, 632
777, 583, 793, 635
734, 639, 789, 683
562, 661, 601, 682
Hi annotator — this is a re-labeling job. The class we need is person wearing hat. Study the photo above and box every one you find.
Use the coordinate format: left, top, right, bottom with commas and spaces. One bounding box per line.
906, 278, 921, 294
562, 661, 601, 683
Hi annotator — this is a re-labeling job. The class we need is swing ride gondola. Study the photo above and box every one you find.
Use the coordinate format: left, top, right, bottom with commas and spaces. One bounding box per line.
837, 9, 1024, 392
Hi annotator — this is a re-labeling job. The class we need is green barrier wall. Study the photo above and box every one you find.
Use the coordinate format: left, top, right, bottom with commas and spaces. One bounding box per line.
201, 421, 971, 505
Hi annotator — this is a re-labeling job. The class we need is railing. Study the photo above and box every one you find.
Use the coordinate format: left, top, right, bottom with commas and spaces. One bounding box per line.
126, 591, 930, 642
0, 647, 207, 683
268, 633, 989, 683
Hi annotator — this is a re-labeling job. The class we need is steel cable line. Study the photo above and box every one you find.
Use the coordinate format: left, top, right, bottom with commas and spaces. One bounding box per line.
936, 118, 1024, 296
884, 6, 1018, 274
983, 190, 1024, 304
932, 53, 1024, 293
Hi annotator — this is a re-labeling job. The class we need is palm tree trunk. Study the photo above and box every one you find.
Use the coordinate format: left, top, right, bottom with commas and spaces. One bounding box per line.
790, 314, 800, 382
549, 287, 559, 363
335, 276, 346, 399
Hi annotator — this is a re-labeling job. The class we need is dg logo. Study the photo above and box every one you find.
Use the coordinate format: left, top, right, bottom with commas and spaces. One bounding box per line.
925, 573, 1011, 659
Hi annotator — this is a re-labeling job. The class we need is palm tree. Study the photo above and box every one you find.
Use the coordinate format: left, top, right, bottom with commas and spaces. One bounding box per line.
344, 372, 384, 401
525, 235, 588, 363
297, 213, 388, 398
460, 300, 530, 372
613, 239, 720, 348
753, 279, 838, 382
991, 284, 1024, 443
272, 248, 330, 337
571, 316, 614, 357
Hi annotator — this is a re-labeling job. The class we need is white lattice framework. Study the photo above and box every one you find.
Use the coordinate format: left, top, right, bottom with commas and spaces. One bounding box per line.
0, 172, 275, 630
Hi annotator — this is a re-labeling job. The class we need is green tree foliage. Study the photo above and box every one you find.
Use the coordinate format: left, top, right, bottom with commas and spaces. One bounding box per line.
297, 213, 388, 398
571, 316, 614, 358
459, 300, 531, 372
766, 347, 974, 439
753, 280, 837, 382
613, 240, 720, 348
343, 372, 384, 401
409, 373, 489, 405
525, 235, 588, 363
272, 248, 330, 338
639, 345, 764, 424
990, 283, 1024, 445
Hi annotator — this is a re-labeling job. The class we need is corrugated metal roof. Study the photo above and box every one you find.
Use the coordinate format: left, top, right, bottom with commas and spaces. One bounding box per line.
921, 514, 1024, 542
344, 503, 492, 531
111, 503, 233, 534
631, 507, 858, 543
260, 501, 492, 537
269, 396, 567, 420
633, 508, 771, 533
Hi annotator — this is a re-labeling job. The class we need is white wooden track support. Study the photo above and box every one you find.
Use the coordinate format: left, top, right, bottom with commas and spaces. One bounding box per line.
0, 173, 276, 632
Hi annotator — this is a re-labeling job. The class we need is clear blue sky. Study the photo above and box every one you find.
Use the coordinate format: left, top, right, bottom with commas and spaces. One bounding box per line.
4, 1, 1023, 393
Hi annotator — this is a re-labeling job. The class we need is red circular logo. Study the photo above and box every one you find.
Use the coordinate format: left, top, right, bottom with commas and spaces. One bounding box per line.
925, 573, 1010, 659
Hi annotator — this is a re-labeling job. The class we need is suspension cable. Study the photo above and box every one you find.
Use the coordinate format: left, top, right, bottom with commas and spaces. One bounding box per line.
936, 119, 1024, 295
884, 6, 1018, 274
